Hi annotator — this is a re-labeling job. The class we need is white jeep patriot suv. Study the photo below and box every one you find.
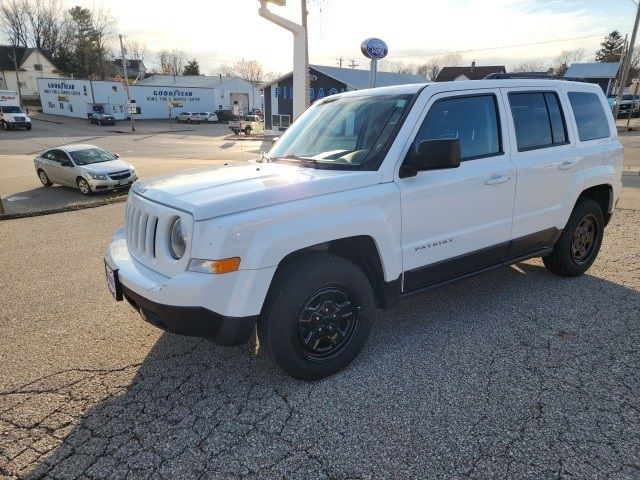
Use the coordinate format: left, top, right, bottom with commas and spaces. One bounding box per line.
105, 79, 622, 380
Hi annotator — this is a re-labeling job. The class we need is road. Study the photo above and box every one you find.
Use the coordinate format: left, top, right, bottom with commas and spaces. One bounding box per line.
0, 181, 639, 477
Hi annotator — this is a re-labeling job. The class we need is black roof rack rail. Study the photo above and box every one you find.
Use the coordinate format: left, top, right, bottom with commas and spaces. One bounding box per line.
484, 72, 586, 82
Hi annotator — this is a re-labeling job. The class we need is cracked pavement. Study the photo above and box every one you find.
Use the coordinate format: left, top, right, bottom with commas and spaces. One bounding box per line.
1, 182, 639, 479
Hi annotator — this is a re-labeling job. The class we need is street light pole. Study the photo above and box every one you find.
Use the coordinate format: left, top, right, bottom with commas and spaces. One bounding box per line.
258, 0, 308, 121
613, 2, 640, 119
119, 34, 136, 132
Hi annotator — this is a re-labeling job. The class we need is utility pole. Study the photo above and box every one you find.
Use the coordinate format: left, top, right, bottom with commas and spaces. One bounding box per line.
258, 0, 308, 120
119, 34, 136, 132
336, 57, 343, 68
10, 44, 22, 100
301, 0, 310, 110
348, 59, 358, 69
613, 2, 639, 119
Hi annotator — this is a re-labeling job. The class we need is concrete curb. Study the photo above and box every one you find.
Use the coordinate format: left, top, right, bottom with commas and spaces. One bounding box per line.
0, 194, 127, 221
622, 169, 640, 177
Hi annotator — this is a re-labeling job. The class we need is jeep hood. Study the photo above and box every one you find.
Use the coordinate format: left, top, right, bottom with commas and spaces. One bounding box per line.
133, 162, 382, 221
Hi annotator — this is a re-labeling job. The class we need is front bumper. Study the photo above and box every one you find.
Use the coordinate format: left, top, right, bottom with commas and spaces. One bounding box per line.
121, 284, 257, 345
7, 121, 30, 128
105, 228, 274, 345
88, 174, 137, 191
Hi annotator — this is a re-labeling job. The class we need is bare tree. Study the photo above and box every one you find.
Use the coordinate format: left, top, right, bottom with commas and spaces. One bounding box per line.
0, 0, 29, 46
379, 60, 416, 75
233, 58, 264, 84
512, 58, 549, 73
126, 39, 147, 62
23, 0, 63, 55
417, 52, 463, 81
158, 49, 186, 75
551, 48, 586, 76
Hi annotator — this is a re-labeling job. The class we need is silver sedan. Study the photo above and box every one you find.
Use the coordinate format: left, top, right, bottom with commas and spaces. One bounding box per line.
34, 144, 138, 195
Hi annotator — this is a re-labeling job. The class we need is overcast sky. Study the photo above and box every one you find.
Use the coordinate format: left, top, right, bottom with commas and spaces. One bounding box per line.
64, 0, 637, 75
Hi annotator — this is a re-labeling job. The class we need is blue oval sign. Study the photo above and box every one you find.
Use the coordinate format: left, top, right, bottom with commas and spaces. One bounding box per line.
361, 38, 388, 60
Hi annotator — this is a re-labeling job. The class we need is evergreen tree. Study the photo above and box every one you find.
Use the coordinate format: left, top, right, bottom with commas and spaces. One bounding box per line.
183, 59, 200, 76
595, 31, 624, 63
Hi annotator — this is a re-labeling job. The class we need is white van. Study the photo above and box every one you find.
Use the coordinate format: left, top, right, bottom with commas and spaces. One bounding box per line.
0, 90, 31, 131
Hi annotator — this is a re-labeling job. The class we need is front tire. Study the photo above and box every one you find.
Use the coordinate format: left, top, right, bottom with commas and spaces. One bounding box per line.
77, 177, 92, 196
543, 198, 604, 277
2, 121, 9, 131
244, 126, 251, 136
258, 253, 375, 381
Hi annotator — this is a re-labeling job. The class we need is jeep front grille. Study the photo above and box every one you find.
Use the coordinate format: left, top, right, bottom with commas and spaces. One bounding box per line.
126, 202, 158, 259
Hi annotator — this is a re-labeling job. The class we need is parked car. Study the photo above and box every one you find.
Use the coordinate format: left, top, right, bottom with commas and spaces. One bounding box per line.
229, 115, 264, 135
105, 79, 622, 380
198, 112, 219, 123
177, 112, 203, 123
249, 108, 264, 118
89, 113, 117, 126
617, 94, 640, 117
35, 145, 137, 195
214, 109, 234, 123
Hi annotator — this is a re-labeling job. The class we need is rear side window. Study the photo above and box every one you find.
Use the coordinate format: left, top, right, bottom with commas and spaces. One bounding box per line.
415, 94, 501, 160
568, 92, 610, 141
508, 92, 567, 151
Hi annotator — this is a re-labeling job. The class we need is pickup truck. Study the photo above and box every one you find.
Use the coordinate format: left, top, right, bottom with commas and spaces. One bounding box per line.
228, 115, 264, 135
105, 79, 622, 380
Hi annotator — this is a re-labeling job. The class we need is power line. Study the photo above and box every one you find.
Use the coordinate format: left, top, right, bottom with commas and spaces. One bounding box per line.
387, 34, 605, 59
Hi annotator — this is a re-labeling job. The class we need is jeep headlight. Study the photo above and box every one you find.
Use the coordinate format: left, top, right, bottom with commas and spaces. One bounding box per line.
168, 217, 187, 259
88, 172, 107, 180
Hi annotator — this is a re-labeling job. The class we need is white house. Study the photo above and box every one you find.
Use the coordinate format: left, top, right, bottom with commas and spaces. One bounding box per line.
0, 45, 61, 99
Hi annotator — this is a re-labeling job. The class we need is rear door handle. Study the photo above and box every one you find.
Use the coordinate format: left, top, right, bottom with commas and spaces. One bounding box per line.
558, 158, 581, 170
484, 175, 511, 185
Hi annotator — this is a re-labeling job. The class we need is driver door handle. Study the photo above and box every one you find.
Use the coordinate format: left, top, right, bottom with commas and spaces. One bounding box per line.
484, 174, 511, 185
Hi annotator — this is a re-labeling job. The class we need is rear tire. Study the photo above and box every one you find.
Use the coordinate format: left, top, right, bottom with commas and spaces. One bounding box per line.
26, 124, 31, 130
258, 253, 375, 381
38, 169, 52, 187
543, 198, 604, 277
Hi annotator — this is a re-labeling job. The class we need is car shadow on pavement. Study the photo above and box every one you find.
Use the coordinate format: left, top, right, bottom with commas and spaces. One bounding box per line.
2, 185, 128, 216
5, 262, 640, 479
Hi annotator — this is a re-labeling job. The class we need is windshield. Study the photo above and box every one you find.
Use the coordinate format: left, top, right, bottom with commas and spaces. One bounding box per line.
269, 93, 414, 167
69, 148, 116, 165
2, 106, 22, 113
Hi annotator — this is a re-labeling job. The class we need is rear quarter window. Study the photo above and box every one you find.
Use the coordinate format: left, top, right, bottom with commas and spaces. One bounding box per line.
568, 92, 610, 142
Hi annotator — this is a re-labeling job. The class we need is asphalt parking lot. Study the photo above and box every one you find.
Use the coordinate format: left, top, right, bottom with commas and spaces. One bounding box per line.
0, 116, 639, 479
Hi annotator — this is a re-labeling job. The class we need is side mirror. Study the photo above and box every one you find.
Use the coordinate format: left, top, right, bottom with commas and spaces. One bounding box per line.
271, 136, 280, 144
113, 153, 120, 159
400, 139, 461, 178
61, 161, 73, 167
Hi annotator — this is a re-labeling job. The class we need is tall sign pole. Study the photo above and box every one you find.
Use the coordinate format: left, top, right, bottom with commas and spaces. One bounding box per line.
613, 2, 640, 119
361, 38, 388, 88
119, 34, 136, 132
258, 0, 308, 121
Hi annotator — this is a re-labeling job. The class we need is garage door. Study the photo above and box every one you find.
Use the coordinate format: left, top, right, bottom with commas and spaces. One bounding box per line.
230, 93, 249, 115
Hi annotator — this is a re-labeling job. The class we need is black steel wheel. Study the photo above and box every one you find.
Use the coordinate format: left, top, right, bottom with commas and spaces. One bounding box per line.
543, 198, 604, 277
571, 214, 597, 264
258, 252, 374, 380
295, 287, 359, 361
